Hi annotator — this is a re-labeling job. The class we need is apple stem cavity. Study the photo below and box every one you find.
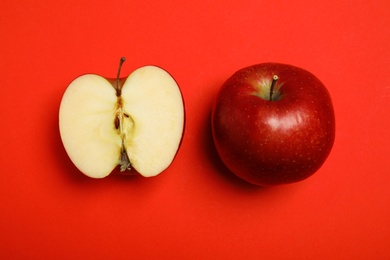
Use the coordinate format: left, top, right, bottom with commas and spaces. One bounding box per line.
269, 75, 279, 101
115, 57, 126, 97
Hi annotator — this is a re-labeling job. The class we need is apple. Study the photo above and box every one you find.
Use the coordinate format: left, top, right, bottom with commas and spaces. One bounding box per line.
59, 58, 185, 178
211, 63, 335, 186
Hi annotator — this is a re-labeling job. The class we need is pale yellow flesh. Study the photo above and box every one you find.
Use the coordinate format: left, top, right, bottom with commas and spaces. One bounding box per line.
121, 66, 184, 177
59, 66, 184, 178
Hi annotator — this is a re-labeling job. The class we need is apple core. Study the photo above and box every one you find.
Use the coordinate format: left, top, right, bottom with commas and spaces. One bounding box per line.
113, 57, 132, 172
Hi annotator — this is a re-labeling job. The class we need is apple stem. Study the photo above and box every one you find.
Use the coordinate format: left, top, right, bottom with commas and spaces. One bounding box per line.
269, 75, 279, 101
116, 57, 126, 97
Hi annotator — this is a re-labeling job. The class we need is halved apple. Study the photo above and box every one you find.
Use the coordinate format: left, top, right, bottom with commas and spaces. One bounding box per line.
59, 58, 185, 178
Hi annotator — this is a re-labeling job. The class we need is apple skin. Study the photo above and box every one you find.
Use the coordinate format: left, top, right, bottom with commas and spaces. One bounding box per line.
211, 63, 335, 186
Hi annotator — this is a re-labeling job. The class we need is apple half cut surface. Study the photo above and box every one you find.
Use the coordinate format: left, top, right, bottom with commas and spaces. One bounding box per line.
59, 58, 184, 178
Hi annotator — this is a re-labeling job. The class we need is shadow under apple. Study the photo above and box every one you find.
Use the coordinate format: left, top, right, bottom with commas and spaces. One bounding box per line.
202, 107, 307, 200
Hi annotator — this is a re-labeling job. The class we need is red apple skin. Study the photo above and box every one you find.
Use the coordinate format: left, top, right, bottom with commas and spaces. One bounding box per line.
212, 63, 335, 186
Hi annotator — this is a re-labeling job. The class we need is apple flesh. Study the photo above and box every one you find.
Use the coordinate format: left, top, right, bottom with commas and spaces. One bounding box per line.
212, 63, 335, 186
59, 60, 184, 178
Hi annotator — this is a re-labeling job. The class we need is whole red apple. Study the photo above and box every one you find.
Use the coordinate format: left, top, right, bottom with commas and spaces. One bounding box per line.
212, 63, 335, 186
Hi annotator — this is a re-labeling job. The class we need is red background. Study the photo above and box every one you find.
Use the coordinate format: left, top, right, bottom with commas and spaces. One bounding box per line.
1, 0, 389, 258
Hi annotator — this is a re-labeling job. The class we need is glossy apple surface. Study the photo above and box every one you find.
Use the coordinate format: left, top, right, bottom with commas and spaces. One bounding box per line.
212, 63, 335, 186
